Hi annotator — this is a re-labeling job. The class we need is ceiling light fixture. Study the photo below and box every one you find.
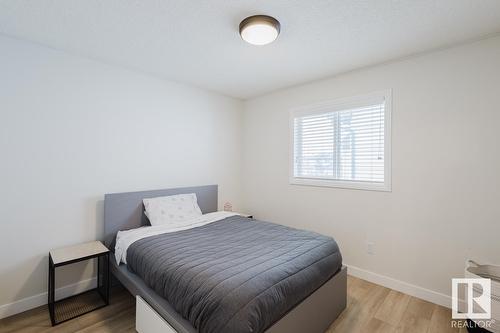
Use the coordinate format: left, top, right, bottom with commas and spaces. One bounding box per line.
239, 15, 280, 46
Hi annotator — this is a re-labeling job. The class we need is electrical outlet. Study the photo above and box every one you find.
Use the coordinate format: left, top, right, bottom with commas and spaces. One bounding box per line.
366, 242, 375, 255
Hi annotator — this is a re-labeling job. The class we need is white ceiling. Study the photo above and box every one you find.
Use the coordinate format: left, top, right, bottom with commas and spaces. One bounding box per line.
1, 1, 500, 99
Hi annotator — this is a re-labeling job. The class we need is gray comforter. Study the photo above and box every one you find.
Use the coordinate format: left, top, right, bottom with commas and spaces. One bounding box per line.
127, 215, 342, 333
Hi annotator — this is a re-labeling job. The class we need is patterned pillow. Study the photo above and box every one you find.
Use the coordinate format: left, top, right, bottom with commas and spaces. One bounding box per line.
143, 193, 202, 227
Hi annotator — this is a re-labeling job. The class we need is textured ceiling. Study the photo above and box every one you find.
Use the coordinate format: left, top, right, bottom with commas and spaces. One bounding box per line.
1, 0, 500, 98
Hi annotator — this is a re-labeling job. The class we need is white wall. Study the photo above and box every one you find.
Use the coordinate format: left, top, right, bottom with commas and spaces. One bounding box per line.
1, 32, 499, 318
242, 36, 500, 304
0, 35, 243, 311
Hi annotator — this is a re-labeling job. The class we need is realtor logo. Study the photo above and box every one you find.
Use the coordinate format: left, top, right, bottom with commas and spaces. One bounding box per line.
452, 278, 491, 319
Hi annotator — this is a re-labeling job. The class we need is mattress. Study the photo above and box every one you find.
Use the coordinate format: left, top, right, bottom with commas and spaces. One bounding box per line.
125, 215, 342, 333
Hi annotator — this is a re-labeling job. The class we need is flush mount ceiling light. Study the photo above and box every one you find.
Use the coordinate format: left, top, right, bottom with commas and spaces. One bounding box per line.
239, 15, 280, 46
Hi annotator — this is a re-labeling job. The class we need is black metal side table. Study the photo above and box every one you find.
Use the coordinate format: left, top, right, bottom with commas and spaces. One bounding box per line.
48, 241, 110, 326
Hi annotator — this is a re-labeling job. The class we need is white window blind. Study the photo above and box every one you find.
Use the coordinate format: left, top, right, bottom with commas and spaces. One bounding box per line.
291, 91, 391, 191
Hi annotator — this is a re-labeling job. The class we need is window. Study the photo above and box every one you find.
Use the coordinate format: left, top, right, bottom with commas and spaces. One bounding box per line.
290, 90, 391, 191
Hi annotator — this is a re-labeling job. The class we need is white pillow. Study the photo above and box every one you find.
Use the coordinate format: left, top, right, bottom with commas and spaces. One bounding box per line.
143, 193, 202, 227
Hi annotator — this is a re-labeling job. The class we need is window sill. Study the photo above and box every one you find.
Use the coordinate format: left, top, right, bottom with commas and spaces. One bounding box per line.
289, 177, 391, 192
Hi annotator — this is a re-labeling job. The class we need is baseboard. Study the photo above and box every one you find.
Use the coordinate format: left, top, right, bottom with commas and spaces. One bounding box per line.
346, 264, 452, 308
0, 266, 453, 319
0, 277, 97, 320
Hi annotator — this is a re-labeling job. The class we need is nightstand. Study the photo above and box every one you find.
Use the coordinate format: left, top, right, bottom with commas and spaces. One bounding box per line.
48, 241, 110, 326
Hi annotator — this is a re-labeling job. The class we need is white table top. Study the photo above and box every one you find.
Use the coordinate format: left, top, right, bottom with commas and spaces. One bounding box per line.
50, 241, 108, 265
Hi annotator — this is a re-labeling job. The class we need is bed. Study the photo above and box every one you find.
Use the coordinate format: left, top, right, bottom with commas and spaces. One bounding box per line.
104, 185, 347, 333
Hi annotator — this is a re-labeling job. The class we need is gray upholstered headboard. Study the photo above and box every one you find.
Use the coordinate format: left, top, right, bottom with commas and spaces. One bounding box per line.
103, 185, 218, 247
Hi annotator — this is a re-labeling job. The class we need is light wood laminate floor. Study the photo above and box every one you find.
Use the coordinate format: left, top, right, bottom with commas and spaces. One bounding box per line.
0, 276, 465, 333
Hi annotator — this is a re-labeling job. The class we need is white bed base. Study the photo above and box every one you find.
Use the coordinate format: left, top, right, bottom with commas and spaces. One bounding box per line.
136, 296, 177, 333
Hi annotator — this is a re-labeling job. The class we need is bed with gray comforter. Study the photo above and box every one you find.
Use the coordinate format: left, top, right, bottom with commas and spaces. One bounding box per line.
126, 215, 342, 333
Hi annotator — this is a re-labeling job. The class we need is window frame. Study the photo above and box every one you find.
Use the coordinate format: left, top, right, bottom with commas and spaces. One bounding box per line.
289, 90, 392, 192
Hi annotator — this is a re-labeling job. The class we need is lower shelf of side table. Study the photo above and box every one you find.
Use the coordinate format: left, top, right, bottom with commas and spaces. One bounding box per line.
52, 289, 107, 325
